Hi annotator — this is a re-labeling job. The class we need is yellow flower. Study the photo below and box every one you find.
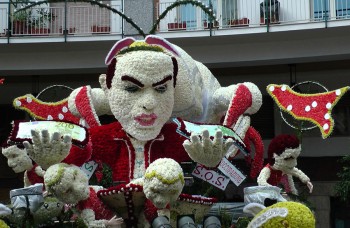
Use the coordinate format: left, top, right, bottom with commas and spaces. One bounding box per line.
0, 219, 10, 228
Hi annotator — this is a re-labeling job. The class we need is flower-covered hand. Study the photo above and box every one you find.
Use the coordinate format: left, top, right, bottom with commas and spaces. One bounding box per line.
105, 215, 123, 228
183, 130, 234, 168
23, 130, 72, 170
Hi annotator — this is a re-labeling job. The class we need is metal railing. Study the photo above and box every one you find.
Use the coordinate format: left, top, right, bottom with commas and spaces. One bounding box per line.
1, 0, 350, 38
156, 0, 350, 32
0, 0, 122, 37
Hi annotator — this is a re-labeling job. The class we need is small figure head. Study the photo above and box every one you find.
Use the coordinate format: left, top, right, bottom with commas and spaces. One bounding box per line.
143, 158, 184, 208
2, 146, 33, 173
44, 163, 89, 204
244, 201, 315, 228
100, 37, 178, 141
268, 134, 301, 169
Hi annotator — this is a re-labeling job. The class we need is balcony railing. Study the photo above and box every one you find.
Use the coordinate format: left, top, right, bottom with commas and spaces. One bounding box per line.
1, 0, 350, 39
156, 0, 350, 32
0, 0, 122, 37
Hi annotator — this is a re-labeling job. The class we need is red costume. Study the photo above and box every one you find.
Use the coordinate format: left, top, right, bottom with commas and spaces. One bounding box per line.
25, 121, 190, 185
263, 164, 291, 193
77, 187, 115, 220
88, 121, 191, 183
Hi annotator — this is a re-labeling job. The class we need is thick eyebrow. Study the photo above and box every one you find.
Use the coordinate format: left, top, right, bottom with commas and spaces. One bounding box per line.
121, 75, 144, 87
152, 75, 172, 87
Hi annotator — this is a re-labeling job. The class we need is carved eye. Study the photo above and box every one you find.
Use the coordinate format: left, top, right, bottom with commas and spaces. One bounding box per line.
155, 84, 167, 93
124, 85, 140, 93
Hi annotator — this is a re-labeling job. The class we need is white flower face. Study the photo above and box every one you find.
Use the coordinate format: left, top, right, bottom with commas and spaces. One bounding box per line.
47, 166, 90, 204
108, 51, 175, 141
3, 148, 32, 173
273, 146, 301, 170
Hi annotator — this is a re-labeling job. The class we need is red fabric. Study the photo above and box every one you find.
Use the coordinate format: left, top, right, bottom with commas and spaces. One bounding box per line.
77, 187, 115, 220
75, 86, 100, 128
224, 84, 252, 127
26, 122, 189, 185
26, 164, 44, 184
245, 127, 265, 179
63, 143, 92, 166
265, 164, 283, 186
89, 121, 191, 183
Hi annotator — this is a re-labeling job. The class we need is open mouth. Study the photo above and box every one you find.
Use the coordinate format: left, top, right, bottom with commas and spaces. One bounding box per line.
284, 156, 295, 161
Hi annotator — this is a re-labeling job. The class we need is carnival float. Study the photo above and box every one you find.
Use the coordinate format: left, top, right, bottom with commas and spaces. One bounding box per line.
0, 1, 350, 227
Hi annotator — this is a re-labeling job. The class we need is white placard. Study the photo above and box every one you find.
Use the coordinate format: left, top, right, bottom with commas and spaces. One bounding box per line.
16, 121, 87, 142
192, 164, 230, 190
218, 157, 246, 186
80, 161, 98, 179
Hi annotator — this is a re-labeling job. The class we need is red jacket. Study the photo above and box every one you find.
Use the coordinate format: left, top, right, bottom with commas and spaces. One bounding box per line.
88, 121, 191, 183
26, 121, 191, 185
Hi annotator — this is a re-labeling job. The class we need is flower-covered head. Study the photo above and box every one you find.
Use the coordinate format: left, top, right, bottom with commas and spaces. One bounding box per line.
143, 158, 184, 208
44, 163, 89, 204
100, 37, 178, 141
244, 201, 315, 228
268, 134, 301, 170
2, 145, 33, 173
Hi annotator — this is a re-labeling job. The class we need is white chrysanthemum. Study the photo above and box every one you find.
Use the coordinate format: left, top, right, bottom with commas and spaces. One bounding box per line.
143, 158, 184, 208
44, 163, 89, 204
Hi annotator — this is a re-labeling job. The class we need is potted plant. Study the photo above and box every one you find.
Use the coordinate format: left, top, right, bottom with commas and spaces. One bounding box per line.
12, 10, 31, 35
167, 18, 186, 31
30, 8, 55, 35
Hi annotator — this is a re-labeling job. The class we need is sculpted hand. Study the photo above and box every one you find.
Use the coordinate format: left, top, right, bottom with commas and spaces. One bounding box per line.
23, 129, 72, 170
183, 129, 234, 168
105, 216, 124, 228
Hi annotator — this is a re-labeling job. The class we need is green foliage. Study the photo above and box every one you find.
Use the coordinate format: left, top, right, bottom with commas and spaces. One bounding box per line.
218, 208, 233, 227
89, 163, 114, 188
13, 10, 31, 21
335, 155, 350, 202
235, 217, 252, 228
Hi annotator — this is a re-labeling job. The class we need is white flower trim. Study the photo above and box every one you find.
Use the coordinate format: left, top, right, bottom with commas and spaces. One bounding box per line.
81, 208, 107, 228
273, 146, 301, 171
67, 87, 81, 117
257, 167, 271, 187
291, 167, 310, 183
34, 165, 45, 177
242, 82, 263, 115
248, 207, 288, 228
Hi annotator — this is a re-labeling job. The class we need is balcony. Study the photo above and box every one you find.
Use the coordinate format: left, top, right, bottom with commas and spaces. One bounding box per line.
0, 0, 123, 42
1, 0, 350, 43
156, 0, 350, 34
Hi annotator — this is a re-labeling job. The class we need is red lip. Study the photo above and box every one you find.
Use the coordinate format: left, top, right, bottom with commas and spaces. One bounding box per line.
134, 113, 157, 126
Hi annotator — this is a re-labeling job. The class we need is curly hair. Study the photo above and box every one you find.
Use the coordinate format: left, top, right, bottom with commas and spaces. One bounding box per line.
267, 134, 300, 165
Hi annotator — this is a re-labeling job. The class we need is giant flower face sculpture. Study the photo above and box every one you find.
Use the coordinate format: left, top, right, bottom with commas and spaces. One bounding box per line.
103, 50, 176, 141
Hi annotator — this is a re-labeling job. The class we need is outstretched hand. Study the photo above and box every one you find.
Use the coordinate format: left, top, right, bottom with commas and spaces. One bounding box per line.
23, 129, 72, 170
183, 129, 234, 168
105, 215, 124, 228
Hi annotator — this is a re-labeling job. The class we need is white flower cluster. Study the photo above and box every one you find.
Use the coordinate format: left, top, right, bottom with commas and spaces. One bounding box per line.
44, 163, 89, 205
143, 158, 185, 209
